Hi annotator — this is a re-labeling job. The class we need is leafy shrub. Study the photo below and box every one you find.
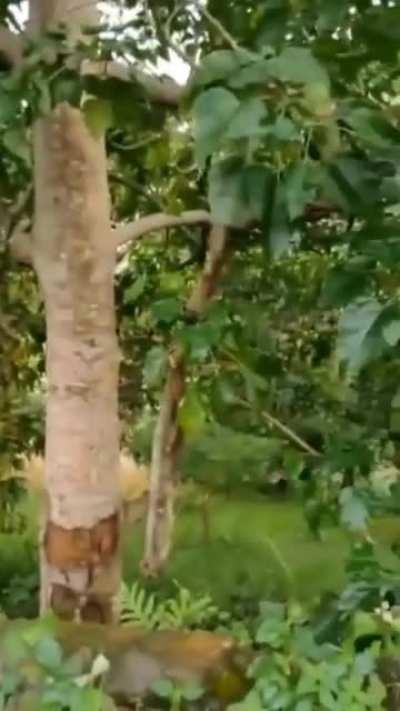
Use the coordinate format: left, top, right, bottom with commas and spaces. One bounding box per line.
120, 579, 228, 630
0, 617, 114, 710
231, 601, 387, 711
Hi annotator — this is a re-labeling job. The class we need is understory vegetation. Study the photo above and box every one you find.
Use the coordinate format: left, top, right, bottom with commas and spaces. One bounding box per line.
3, 0, 400, 708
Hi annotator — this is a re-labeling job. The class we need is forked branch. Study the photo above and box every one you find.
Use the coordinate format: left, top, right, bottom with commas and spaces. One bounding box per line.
11, 210, 212, 265
141, 225, 229, 577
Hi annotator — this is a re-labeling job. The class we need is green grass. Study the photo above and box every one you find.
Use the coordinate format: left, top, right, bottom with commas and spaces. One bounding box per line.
122, 493, 400, 607
3, 491, 400, 615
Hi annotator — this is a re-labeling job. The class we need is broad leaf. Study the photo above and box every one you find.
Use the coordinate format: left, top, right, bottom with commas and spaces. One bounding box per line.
263, 180, 292, 258
3, 127, 31, 164
284, 163, 316, 222
340, 488, 369, 533
336, 298, 383, 373
209, 159, 272, 227
382, 320, 400, 347
193, 49, 250, 87
193, 87, 239, 166
179, 387, 207, 441
34, 636, 63, 670
143, 347, 167, 389
193, 90, 267, 164
123, 275, 146, 305
225, 98, 268, 140
83, 98, 113, 138
228, 59, 273, 89
266, 47, 330, 88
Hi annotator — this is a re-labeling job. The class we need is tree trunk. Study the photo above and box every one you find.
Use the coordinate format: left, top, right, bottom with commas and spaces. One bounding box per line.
30, 0, 121, 622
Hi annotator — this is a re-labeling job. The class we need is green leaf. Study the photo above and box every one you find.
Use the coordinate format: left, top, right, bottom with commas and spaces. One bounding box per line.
382, 320, 400, 347
53, 75, 82, 106
225, 98, 268, 140
355, 7, 400, 61
0, 88, 19, 123
193, 91, 267, 165
263, 181, 292, 258
193, 88, 239, 166
159, 272, 186, 295
345, 106, 400, 150
3, 127, 31, 164
152, 679, 175, 698
352, 611, 380, 641
256, 617, 288, 648
266, 47, 330, 87
34, 636, 63, 670
336, 298, 383, 373
322, 158, 381, 214
83, 98, 113, 138
209, 159, 271, 227
339, 488, 369, 533
265, 116, 299, 141
284, 163, 316, 221
143, 346, 167, 389
178, 386, 206, 441
70, 687, 105, 711
151, 298, 182, 324
180, 322, 221, 361
316, 0, 348, 33
228, 60, 273, 89
322, 264, 370, 307
228, 689, 264, 711
367, 674, 387, 707
194, 50, 250, 87
123, 275, 147, 305
182, 682, 205, 701
2, 630, 29, 666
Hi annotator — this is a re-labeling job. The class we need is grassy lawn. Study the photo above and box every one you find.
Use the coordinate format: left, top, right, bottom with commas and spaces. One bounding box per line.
122, 493, 400, 607
2, 491, 400, 614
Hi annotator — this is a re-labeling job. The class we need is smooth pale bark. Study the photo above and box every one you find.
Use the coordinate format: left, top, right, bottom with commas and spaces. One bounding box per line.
30, 0, 121, 622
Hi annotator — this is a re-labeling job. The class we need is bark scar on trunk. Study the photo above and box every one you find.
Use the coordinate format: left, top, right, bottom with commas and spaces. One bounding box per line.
45, 513, 119, 570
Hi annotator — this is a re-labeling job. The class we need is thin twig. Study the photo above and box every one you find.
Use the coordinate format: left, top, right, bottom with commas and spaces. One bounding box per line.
109, 134, 161, 152
261, 410, 321, 458
222, 357, 321, 458
191, 2, 240, 51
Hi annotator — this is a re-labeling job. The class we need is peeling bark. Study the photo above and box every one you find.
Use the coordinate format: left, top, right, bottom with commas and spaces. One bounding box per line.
30, 0, 121, 623
141, 226, 229, 576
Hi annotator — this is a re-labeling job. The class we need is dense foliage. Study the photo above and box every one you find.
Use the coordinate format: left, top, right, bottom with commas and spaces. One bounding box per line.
2, 0, 400, 708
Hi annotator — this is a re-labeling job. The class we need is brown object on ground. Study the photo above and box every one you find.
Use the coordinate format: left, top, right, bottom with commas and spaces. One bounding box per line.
0, 618, 250, 707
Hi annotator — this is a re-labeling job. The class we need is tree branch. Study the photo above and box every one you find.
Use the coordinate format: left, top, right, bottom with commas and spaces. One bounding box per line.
0, 26, 23, 67
11, 210, 212, 265
114, 210, 211, 248
261, 410, 321, 458
141, 225, 229, 577
190, 2, 240, 51
82, 60, 186, 105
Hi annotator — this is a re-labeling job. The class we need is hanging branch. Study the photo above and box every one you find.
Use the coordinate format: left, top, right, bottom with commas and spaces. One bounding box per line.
141, 224, 229, 577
